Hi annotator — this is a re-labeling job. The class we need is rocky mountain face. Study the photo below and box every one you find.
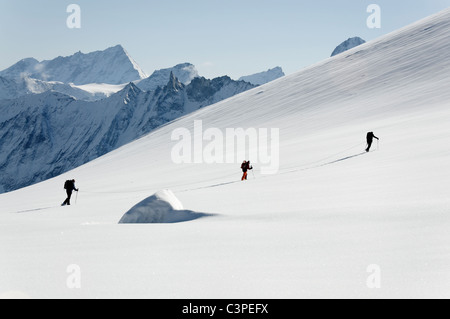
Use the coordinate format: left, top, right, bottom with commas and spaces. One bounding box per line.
0, 45, 262, 193
0, 73, 255, 193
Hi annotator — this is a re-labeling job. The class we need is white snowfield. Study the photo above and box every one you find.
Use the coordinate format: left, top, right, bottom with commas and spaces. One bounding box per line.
1, 9, 450, 299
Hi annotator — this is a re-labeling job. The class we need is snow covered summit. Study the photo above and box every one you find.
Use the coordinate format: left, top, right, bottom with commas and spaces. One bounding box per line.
0, 45, 148, 85
331, 37, 366, 57
239, 67, 285, 85
136, 63, 199, 92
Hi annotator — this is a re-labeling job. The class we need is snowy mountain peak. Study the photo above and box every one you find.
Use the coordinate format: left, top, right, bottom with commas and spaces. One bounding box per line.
331, 37, 366, 57
172, 63, 199, 84
239, 67, 285, 85
118, 81, 142, 95
107, 45, 148, 80
0, 45, 148, 85
107, 44, 126, 53
116, 82, 142, 104
167, 72, 184, 92
136, 63, 198, 92
0, 58, 39, 80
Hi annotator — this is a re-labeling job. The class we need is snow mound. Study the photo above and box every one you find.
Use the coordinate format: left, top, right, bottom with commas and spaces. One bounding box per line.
118, 190, 212, 224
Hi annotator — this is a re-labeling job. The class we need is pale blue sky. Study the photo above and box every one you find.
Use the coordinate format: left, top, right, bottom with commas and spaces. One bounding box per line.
1, 0, 449, 79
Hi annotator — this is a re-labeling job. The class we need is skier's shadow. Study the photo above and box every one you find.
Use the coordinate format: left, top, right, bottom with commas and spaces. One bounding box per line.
321, 152, 367, 167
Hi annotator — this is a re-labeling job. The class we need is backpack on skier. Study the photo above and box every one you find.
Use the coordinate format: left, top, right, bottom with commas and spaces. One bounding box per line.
241, 161, 252, 172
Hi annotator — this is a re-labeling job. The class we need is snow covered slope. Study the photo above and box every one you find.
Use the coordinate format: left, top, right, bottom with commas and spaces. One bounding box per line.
69, 83, 128, 100
1, 9, 450, 299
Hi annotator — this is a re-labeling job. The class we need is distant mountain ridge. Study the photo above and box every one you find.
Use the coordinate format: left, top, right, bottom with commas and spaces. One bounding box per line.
239, 67, 285, 85
331, 37, 366, 57
0, 45, 147, 85
0, 62, 201, 102
0, 46, 285, 101
136, 63, 199, 92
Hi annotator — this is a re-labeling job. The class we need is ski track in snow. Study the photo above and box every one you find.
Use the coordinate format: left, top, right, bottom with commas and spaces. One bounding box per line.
7, 147, 371, 214
13, 206, 58, 214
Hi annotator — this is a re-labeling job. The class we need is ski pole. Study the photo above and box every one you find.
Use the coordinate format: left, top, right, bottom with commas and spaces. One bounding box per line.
75, 190, 79, 205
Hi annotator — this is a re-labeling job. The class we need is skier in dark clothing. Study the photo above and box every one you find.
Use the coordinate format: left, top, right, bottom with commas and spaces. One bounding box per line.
241, 160, 253, 181
366, 132, 379, 152
62, 179, 79, 206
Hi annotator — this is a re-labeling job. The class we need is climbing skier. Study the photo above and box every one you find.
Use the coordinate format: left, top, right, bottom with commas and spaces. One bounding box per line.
366, 132, 379, 152
62, 179, 79, 206
241, 160, 253, 181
